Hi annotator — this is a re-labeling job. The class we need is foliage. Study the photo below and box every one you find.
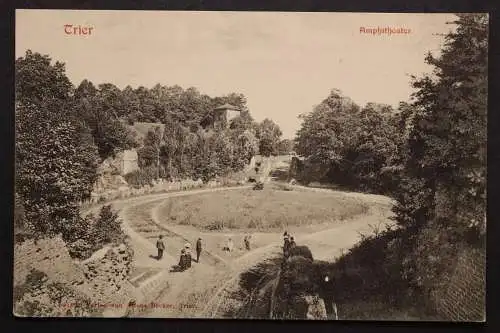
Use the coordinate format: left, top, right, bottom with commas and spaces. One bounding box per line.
124, 166, 158, 188
256, 118, 283, 157
277, 139, 295, 155
294, 90, 399, 193
287, 14, 487, 320
92, 205, 125, 245
15, 51, 100, 241
392, 14, 487, 236
67, 205, 126, 259
15, 50, 73, 106
306, 14, 487, 320
73, 80, 137, 159
137, 127, 163, 170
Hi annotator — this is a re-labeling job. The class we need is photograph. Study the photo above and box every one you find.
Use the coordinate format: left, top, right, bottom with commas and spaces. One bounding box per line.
14, 10, 486, 321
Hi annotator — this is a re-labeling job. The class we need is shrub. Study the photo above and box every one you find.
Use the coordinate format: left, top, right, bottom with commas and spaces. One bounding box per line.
124, 166, 157, 188
205, 220, 224, 231
67, 205, 125, 260
67, 239, 94, 260
91, 205, 125, 245
253, 182, 264, 190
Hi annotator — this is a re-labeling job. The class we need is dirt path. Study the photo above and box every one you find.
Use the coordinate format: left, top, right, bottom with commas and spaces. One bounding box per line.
118, 185, 393, 318
83, 181, 394, 318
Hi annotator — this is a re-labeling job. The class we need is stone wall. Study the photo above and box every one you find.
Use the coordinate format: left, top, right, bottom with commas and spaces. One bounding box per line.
85, 178, 230, 207
434, 247, 486, 322
14, 236, 141, 317
79, 243, 140, 317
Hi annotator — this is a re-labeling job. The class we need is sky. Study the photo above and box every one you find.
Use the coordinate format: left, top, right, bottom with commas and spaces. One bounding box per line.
16, 10, 457, 139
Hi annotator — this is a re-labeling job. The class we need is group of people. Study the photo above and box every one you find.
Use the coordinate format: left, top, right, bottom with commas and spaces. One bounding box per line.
223, 235, 252, 253
155, 233, 254, 271
282, 231, 296, 258
155, 235, 204, 271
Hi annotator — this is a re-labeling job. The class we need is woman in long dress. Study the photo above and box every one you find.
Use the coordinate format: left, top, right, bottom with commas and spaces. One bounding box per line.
227, 237, 234, 252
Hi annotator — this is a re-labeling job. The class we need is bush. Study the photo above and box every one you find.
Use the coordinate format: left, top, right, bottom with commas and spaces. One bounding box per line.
329, 227, 409, 307
67, 205, 125, 260
124, 166, 158, 188
253, 182, 264, 190
67, 239, 94, 260
91, 205, 125, 245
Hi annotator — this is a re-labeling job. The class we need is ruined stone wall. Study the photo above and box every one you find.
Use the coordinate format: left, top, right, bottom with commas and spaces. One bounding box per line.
434, 247, 486, 322
14, 236, 140, 317
80, 243, 139, 317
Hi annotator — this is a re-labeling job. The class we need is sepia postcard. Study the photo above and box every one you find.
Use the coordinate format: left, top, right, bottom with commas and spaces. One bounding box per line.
14, 9, 487, 321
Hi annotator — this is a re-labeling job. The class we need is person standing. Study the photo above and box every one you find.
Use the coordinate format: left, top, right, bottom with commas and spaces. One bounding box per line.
227, 237, 234, 253
289, 236, 296, 249
283, 234, 291, 258
244, 235, 251, 251
196, 238, 202, 262
156, 235, 165, 260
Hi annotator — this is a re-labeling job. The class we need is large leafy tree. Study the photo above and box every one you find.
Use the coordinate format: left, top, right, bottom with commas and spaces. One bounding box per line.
277, 139, 295, 155
15, 51, 99, 240
74, 80, 137, 159
295, 90, 359, 165
393, 14, 487, 236
256, 118, 283, 157
294, 89, 399, 191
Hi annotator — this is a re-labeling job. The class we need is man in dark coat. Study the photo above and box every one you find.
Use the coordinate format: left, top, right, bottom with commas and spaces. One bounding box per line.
244, 235, 251, 251
283, 234, 291, 258
156, 235, 165, 260
196, 238, 202, 262
290, 236, 296, 249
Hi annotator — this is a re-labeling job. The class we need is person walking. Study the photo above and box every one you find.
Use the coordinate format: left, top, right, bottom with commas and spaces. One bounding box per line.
196, 238, 202, 263
156, 235, 165, 260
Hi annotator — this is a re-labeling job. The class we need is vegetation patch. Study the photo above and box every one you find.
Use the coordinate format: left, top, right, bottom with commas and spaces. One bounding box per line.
158, 185, 369, 231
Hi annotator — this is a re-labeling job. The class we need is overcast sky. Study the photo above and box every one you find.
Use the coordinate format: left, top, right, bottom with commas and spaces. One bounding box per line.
16, 10, 457, 139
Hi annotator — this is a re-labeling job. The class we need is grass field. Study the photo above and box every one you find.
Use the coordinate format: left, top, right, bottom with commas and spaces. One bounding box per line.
158, 183, 369, 232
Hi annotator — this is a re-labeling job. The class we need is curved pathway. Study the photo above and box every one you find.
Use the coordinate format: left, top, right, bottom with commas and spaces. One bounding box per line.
100, 184, 392, 318
83, 181, 394, 318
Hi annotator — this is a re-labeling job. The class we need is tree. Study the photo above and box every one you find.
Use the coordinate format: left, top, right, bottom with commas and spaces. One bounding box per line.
16, 100, 99, 239
138, 127, 162, 172
278, 139, 295, 155
393, 14, 487, 236
74, 80, 137, 159
232, 130, 259, 170
294, 89, 399, 192
256, 118, 283, 156
15, 50, 73, 107
211, 130, 234, 175
15, 51, 100, 240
